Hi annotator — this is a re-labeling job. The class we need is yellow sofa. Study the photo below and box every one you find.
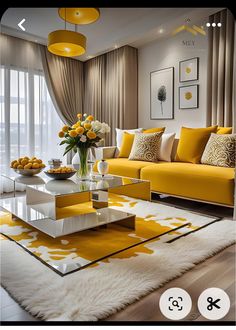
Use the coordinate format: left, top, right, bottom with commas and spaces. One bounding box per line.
94, 144, 235, 207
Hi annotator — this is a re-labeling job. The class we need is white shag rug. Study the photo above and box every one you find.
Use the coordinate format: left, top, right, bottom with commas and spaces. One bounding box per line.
0, 220, 235, 321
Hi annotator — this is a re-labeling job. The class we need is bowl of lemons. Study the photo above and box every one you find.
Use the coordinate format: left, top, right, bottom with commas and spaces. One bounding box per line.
10, 157, 46, 176
44, 166, 76, 180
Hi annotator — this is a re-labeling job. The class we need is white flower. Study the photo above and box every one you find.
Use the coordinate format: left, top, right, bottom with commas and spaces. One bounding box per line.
100, 122, 111, 133
104, 123, 110, 133
80, 135, 87, 142
92, 120, 102, 131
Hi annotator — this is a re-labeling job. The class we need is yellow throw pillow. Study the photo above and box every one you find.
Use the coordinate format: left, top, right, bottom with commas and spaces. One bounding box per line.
118, 132, 135, 158
143, 127, 165, 133
217, 127, 232, 134
175, 126, 218, 164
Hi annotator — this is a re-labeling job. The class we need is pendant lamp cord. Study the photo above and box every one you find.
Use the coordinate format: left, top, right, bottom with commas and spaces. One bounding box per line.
65, 8, 67, 30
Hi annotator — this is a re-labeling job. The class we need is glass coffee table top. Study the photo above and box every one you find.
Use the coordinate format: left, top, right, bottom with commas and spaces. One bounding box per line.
0, 170, 190, 276
1, 169, 144, 196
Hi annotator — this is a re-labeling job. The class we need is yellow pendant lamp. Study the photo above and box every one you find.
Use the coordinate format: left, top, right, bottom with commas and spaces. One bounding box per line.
48, 30, 86, 57
48, 8, 88, 57
58, 8, 100, 25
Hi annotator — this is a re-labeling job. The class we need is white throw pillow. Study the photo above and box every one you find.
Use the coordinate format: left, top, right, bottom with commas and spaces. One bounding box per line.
158, 133, 176, 162
116, 128, 143, 149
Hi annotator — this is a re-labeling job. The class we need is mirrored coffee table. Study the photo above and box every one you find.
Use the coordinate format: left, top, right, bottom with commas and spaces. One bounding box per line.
0, 171, 150, 238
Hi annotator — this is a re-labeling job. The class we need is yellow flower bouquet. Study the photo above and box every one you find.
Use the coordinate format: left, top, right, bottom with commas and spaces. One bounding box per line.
58, 114, 110, 179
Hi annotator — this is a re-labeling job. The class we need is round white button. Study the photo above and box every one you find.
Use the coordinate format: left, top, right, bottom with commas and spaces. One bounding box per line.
159, 288, 192, 320
198, 288, 230, 320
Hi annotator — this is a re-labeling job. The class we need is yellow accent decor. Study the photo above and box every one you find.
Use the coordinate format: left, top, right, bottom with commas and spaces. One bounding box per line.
185, 92, 192, 100
109, 180, 151, 201
143, 127, 166, 133
217, 127, 232, 134
48, 30, 86, 57
141, 162, 235, 206
56, 192, 91, 208
119, 132, 135, 158
59, 8, 100, 25
175, 126, 218, 163
186, 67, 191, 74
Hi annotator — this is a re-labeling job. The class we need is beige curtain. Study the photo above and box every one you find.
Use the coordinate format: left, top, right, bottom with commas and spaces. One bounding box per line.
207, 9, 235, 127
84, 46, 138, 145
84, 56, 106, 121
40, 45, 84, 126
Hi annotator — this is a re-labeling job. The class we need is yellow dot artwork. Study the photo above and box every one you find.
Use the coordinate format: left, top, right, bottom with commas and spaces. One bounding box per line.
186, 67, 191, 74
185, 92, 192, 100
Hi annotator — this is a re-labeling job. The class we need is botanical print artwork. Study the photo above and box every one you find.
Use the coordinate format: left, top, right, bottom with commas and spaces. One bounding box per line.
179, 57, 199, 82
179, 85, 199, 109
150, 67, 174, 119
157, 86, 166, 115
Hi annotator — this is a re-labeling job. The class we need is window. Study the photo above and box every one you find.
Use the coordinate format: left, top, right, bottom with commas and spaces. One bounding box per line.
0, 66, 65, 174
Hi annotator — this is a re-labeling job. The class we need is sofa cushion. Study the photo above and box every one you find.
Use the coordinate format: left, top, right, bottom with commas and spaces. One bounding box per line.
175, 126, 218, 164
118, 132, 135, 158
158, 133, 176, 162
141, 162, 235, 206
94, 158, 155, 179
143, 127, 165, 133
217, 127, 232, 134
116, 128, 143, 149
201, 133, 236, 168
129, 132, 163, 162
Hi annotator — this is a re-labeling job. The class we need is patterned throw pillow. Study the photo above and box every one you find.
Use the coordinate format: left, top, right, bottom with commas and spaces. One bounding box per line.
129, 132, 163, 162
201, 133, 236, 167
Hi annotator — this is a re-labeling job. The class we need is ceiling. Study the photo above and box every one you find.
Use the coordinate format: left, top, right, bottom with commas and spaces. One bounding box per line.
1, 7, 222, 61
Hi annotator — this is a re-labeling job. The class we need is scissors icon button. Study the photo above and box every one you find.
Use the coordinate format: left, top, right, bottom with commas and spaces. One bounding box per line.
198, 288, 230, 320
207, 297, 221, 310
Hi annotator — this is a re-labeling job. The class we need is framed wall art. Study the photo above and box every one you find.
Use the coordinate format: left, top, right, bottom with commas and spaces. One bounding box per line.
179, 57, 199, 82
179, 84, 199, 109
150, 67, 174, 120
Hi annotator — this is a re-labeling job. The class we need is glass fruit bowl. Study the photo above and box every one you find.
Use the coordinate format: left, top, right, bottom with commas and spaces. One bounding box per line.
13, 168, 44, 176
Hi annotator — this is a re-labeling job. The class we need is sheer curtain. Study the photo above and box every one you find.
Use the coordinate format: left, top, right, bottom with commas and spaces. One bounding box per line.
0, 34, 65, 193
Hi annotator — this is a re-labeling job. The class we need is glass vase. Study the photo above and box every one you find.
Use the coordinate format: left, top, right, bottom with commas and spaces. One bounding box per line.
77, 148, 89, 180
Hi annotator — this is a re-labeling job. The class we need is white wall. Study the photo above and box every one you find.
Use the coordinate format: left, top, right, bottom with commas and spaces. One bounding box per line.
138, 31, 208, 136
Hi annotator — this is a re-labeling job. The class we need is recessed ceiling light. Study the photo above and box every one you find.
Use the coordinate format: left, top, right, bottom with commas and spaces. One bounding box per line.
114, 44, 118, 49
206, 22, 211, 27
159, 28, 164, 34
212, 23, 216, 27
64, 47, 71, 52
217, 23, 222, 27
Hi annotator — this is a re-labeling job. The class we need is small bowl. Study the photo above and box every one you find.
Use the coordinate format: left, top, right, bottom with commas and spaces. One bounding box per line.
44, 171, 76, 180
13, 168, 44, 176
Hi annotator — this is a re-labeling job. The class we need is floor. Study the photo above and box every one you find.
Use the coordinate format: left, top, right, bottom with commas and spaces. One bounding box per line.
0, 193, 235, 322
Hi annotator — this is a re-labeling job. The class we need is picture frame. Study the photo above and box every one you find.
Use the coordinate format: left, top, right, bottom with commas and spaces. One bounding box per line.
150, 67, 174, 120
179, 57, 199, 82
179, 84, 199, 109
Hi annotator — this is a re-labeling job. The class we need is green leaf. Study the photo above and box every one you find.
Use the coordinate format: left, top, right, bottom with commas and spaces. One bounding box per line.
63, 144, 74, 156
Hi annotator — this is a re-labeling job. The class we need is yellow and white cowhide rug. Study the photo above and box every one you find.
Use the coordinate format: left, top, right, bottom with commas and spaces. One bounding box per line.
1, 193, 218, 276
0, 194, 235, 321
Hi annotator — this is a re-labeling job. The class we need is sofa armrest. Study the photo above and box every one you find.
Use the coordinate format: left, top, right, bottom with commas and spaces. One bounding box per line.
94, 146, 119, 160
